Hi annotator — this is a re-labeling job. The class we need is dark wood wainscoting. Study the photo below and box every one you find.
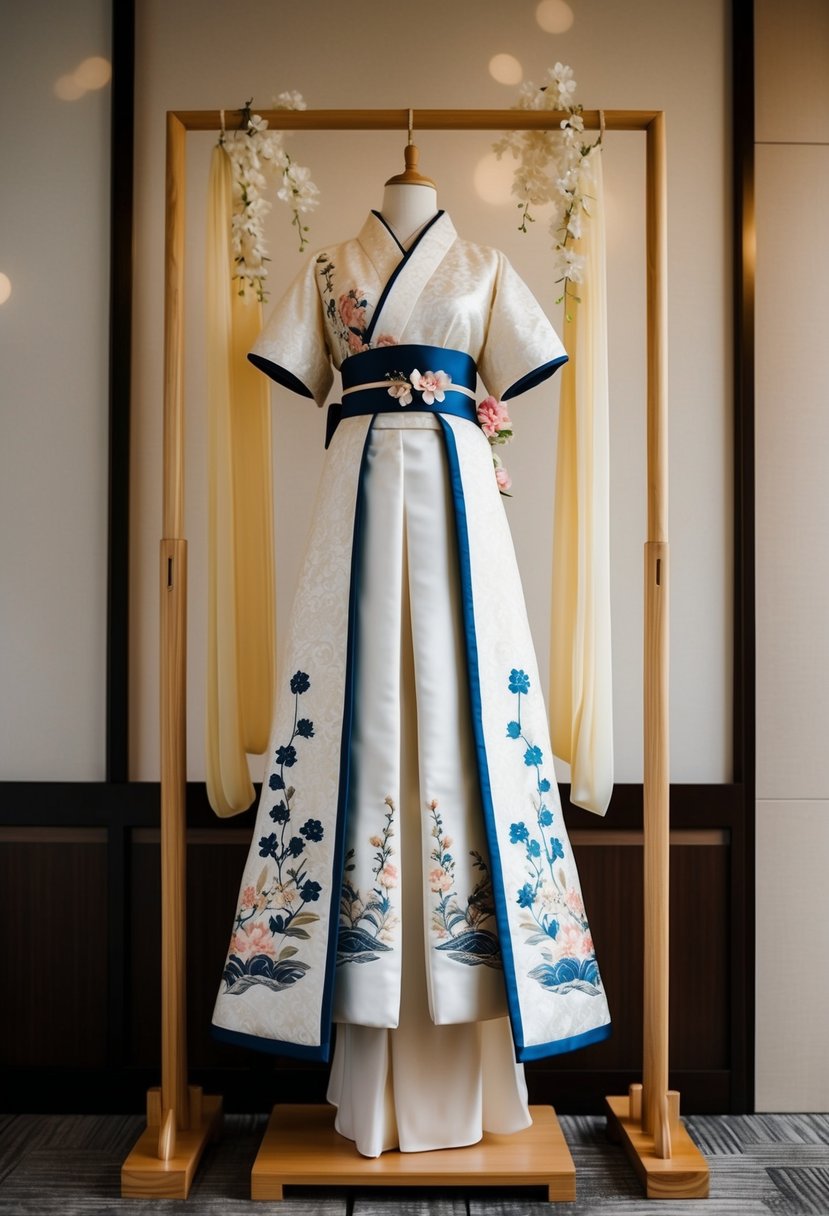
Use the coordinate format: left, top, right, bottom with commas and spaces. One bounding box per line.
0, 779, 749, 1115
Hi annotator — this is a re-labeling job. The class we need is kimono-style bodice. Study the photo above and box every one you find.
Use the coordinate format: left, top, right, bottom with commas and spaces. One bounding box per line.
247, 210, 567, 409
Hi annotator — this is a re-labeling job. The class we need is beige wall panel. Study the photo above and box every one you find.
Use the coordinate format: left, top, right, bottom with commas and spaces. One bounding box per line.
130, 0, 731, 786
756, 0, 829, 144
755, 800, 829, 1111
755, 144, 829, 801
0, 3, 111, 779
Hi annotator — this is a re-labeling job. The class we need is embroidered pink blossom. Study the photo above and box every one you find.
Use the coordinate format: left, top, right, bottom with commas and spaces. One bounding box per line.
240, 885, 256, 909
556, 921, 586, 958
387, 380, 412, 406
338, 290, 367, 330
495, 465, 512, 492
379, 862, 398, 888
564, 887, 585, 918
369, 835, 384, 848
232, 921, 276, 958
429, 866, 454, 894
347, 331, 369, 354
375, 333, 398, 346
410, 368, 451, 405
477, 395, 512, 438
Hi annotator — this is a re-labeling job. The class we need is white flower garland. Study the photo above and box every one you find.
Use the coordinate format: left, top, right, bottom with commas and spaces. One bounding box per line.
493, 62, 603, 319
221, 92, 319, 302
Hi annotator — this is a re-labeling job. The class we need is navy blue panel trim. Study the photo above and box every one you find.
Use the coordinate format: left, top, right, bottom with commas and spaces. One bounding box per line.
247, 352, 315, 398
516, 1020, 612, 1062
210, 1023, 328, 1061
315, 417, 376, 1059
501, 354, 569, 401
364, 210, 446, 344
436, 417, 526, 1054
342, 343, 476, 394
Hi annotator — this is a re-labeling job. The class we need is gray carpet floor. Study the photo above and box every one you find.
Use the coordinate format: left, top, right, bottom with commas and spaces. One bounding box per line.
1, 1112, 828, 1214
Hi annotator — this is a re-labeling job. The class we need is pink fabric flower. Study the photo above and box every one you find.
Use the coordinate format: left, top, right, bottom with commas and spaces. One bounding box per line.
410, 368, 451, 405
495, 465, 512, 492
564, 887, 584, 918
477, 395, 512, 438
369, 835, 384, 848
375, 333, 398, 346
240, 885, 256, 909
387, 380, 412, 406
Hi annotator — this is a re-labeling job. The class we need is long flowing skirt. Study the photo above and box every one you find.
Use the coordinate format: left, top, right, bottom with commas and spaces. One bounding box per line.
326, 414, 531, 1157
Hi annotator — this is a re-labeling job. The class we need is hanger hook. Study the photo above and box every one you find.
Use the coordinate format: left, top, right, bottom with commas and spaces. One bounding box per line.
219, 108, 226, 144
599, 108, 606, 139
408, 108, 414, 146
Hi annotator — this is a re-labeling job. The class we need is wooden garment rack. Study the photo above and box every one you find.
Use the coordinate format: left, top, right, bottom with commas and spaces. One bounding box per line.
120, 107, 708, 1202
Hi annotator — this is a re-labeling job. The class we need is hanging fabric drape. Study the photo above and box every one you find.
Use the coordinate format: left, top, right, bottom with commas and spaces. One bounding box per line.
206, 143, 277, 817
550, 151, 614, 816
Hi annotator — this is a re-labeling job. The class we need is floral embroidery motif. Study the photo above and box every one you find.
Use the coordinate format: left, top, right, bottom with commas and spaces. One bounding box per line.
222, 670, 322, 995
427, 799, 502, 969
505, 668, 602, 996
338, 796, 399, 964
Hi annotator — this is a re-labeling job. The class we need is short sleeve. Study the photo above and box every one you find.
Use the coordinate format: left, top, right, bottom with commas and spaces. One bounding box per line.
477, 253, 568, 401
247, 256, 334, 405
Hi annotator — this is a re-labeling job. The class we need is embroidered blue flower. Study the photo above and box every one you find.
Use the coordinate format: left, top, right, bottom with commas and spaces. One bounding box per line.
509, 821, 530, 844
546, 918, 560, 939
269, 801, 290, 824
524, 745, 543, 767
290, 671, 311, 695
509, 669, 531, 695
551, 837, 565, 860
287, 836, 305, 858
302, 880, 322, 902
276, 744, 297, 768
258, 833, 278, 860
269, 773, 285, 791
269, 914, 285, 934
299, 818, 324, 842
539, 808, 554, 827
528, 839, 542, 858
517, 883, 536, 909
506, 720, 521, 739
539, 778, 551, 793
296, 718, 315, 738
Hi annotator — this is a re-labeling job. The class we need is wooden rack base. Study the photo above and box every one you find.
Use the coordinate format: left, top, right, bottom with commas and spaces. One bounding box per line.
251, 1103, 575, 1202
605, 1091, 709, 1200
121, 1086, 223, 1199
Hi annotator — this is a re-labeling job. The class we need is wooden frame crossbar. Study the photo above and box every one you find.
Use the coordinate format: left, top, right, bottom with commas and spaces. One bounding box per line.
121, 106, 708, 1201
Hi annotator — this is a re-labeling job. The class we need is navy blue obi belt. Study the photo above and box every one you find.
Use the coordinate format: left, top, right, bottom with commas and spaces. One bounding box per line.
325, 344, 479, 449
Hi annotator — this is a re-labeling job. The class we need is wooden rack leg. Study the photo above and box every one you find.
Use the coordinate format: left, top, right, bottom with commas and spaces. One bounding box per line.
121, 541, 222, 1198
605, 112, 707, 1200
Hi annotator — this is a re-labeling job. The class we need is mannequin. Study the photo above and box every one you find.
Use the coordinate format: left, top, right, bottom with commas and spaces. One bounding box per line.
378, 143, 439, 249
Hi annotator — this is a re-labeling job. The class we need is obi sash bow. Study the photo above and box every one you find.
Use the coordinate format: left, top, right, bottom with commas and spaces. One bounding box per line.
325, 345, 479, 449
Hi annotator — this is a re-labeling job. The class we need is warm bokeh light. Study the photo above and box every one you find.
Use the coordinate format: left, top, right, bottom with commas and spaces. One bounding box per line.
536, 0, 575, 33
0, 273, 11, 305
74, 56, 111, 90
473, 152, 516, 206
488, 53, 523, 86
54, 74, 86, 101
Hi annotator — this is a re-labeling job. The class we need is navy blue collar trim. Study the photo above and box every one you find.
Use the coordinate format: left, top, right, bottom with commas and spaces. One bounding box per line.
365, 210, 446, 344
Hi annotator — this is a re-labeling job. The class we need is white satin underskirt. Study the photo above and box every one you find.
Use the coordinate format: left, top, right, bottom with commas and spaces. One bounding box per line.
326, 415, 531, 1157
